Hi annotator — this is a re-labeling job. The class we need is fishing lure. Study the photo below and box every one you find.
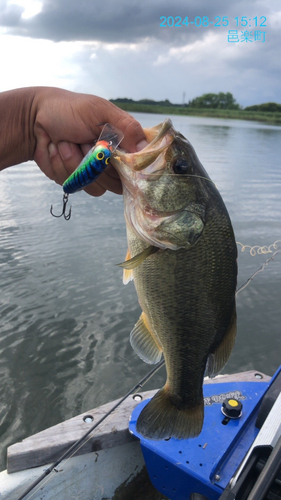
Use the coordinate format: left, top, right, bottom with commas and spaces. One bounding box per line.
50, 123, 124, 220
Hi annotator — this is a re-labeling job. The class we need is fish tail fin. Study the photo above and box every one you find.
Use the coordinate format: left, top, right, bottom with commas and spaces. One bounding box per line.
136, 387, 204, 440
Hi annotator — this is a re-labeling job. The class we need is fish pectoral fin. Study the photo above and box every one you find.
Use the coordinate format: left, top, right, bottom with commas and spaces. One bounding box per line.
116, 246, 159, 270
130, 312, 162, 364
122, 249, 134, 285
207, 310, 237, 378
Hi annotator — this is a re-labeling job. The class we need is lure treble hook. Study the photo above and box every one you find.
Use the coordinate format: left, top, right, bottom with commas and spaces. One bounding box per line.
50, 193, 71, 220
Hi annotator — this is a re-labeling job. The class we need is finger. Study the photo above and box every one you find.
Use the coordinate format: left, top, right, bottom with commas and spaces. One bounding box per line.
56, 142, 84, 182
116, 116, 148, 153
80, 113, 147, 154
44, 141, 82, 187
81, 143, 93, 156
33, 129, 60, 182
89, 99, 148, 153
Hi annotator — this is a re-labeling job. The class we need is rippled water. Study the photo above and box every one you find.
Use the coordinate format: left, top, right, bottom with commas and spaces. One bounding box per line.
0, 114, 280, 472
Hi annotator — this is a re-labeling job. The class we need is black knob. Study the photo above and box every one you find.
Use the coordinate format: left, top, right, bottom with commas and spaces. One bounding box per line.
221, 398, 242, 419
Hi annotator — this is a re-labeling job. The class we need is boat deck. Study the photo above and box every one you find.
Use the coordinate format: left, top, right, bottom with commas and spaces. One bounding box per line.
1, 370, 270, 500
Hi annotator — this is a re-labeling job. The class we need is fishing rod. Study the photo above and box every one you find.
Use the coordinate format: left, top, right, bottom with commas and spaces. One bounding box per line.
15, 359, 165, 500
15, 248, 280, 500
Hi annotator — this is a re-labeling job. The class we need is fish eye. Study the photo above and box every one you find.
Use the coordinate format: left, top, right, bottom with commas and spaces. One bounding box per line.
105, 157, 110, 165
172, 157, 190, 175
96, 151, 105, 160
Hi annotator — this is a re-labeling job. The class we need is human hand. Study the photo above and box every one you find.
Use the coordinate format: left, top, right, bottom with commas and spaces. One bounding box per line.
33, 88, 147, 196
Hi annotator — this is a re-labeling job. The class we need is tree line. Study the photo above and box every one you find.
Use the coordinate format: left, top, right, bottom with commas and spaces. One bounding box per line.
110, 93, 281, 113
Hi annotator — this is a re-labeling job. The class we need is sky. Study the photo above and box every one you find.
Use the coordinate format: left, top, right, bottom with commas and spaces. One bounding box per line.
0, 0, 280, 107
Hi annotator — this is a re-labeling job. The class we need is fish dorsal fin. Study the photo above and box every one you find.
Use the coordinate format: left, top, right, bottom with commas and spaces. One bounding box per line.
130, 312, 162, 364
117, 246, 159, 270
123, 249, 134, 285
207, 310, 237, 378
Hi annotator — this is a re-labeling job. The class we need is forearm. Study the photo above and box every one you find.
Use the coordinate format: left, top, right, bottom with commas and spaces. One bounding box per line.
0, 87, 38, 170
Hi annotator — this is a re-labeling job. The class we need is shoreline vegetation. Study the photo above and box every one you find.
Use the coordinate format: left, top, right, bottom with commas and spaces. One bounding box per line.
110, 93, 281, 125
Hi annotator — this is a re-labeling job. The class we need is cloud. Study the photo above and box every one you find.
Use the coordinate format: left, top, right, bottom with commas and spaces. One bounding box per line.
0, 0, 279, 45
61, 33, 278, 107
0, 1, 24, 26
0, 0, 280, 107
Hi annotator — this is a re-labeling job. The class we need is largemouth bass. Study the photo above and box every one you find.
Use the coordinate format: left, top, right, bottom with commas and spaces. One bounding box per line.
111, 119, 237, 440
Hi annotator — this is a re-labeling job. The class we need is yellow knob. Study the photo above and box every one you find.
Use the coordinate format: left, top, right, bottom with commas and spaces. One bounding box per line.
228, 399, 239, 407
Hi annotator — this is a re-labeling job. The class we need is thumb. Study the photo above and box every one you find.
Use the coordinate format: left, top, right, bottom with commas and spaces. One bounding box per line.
92, 98, 148, 153
114, 113, 148, 153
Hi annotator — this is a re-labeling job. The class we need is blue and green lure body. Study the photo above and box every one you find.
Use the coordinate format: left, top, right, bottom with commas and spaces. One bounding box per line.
50, 123, 124, 220
63, 124, 124, 194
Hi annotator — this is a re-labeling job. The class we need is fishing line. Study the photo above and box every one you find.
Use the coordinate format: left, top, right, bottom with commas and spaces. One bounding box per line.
236, 250, 281, 295
141, 171, 216, 185
15, 359, 165, 500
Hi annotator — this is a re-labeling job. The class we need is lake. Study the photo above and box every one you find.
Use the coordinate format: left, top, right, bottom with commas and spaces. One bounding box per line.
0, 113, 280, 472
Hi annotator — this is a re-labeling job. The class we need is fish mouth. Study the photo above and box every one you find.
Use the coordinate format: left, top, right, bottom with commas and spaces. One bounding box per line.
111, 118, 175, 173
143, 118, 174, 149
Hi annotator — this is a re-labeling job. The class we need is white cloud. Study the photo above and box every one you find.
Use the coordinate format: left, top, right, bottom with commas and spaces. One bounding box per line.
0, 34, 81, 91
7, 0, 42, 20
269, 10, 281, 29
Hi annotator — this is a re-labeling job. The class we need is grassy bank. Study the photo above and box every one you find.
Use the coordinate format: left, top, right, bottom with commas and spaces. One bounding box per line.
110, 101, 281, 125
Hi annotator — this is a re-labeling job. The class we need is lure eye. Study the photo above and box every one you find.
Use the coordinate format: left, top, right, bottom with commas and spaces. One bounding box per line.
172, 157, 190, 175
96, 151, 105, 161
105, 157, 110, 165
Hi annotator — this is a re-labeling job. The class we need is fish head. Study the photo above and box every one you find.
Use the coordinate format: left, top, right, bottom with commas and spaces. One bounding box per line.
111, 119, 213, 250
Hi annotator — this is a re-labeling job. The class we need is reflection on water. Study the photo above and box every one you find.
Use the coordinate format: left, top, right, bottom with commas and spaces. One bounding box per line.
0, 115, 280, 471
